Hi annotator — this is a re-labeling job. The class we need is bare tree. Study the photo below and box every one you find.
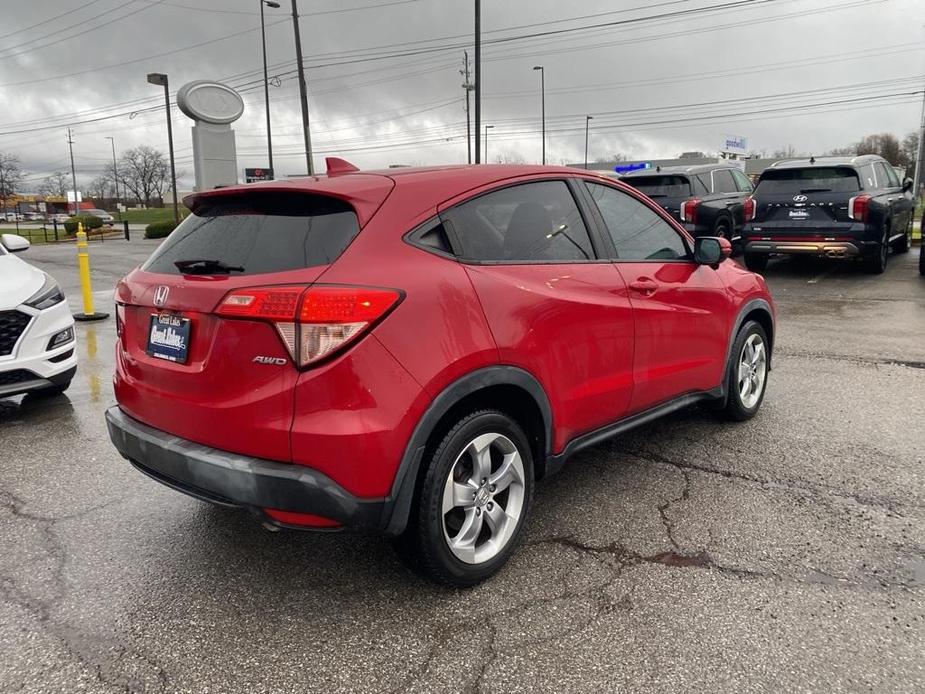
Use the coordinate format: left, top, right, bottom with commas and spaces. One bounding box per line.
855, 133, 902, 166
494, 150, 526, 164
594, 153, 629, 164
900, 131, 919, 177
87, 175, 115, 205
0, 152, 25, 201
771, 145, 800, 159
39, 171, 71, 197
118, 145, 171, 206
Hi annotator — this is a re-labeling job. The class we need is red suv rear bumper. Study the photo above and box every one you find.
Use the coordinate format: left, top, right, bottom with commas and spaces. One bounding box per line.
105, 406, 395, 531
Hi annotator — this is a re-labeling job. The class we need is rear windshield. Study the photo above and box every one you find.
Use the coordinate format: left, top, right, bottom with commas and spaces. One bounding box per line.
142, 192, 360, 276
754, 167, 860, 195
623, 175, 691, 198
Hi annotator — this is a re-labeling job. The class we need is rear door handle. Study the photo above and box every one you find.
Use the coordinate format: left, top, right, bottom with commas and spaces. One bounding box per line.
628, 278, 658, 295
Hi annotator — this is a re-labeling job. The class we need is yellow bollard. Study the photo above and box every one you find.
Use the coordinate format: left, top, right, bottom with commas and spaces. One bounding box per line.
73, 222, 109, 322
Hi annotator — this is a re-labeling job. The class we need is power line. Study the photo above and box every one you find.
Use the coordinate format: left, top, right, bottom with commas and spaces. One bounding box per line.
0, 0, 107, 42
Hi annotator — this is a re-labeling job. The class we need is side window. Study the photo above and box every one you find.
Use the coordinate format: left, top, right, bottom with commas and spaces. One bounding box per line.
732, 169, 754, 193
696, 173, 713, 193
874, 162, 892, 189
882, 163, 900, 188
585, 182, 690, 261
712, 169, 737, 194
859, 164, 877, 190
441, 181, 595, 262
691, 176, 710, 195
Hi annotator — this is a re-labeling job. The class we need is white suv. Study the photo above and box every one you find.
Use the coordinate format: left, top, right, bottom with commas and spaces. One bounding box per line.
0, 234, 77, 398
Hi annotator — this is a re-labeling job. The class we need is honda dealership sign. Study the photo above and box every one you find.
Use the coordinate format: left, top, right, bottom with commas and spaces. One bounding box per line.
722, 134, 748, 156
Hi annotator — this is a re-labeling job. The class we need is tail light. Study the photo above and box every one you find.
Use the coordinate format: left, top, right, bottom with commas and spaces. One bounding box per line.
743, 197, 756, 222
680, 198, 700, 224
847, 194, 871, 222
216, 285, 401, 367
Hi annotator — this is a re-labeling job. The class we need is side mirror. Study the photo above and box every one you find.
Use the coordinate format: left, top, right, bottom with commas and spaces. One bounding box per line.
694, 236, 731, 266
902, 177, 914, 193
1, 233, 30, 253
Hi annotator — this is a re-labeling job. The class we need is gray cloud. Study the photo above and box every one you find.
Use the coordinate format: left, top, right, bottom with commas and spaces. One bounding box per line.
0, 0, 922, 191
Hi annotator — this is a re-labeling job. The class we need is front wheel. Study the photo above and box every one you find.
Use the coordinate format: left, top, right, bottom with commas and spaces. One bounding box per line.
399, 410, 534, 587
722, 321, 770, 421
743, 253, 768, 272
893, 219, 910, 254
862, 227, 889, 274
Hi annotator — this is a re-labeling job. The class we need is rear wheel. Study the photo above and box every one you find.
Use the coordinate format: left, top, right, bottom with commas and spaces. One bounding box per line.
743, 253, 768, 272
722, 321, 770, 421
713, 218, 731, 240
398, 410, 534, 587
862, 226, 889, 274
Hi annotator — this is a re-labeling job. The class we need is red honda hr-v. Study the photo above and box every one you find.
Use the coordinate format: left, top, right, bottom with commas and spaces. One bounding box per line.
107, 160, 775, 586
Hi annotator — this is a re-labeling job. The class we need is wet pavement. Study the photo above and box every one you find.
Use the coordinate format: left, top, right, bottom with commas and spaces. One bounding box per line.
2, 240, 923, 693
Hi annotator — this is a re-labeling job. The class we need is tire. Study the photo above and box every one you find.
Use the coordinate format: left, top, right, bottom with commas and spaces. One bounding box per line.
744, 253, 768, 272
721, 321, 770, 422
713, 218, 731, 240
893, 219, 910, 254
397, 409, 534, 587
919, 242, 925, 276
862, 226, 889, 274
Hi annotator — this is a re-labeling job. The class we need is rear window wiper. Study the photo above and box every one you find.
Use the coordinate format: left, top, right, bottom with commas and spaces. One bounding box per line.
799, 187, 832, 193
174, 259, 245, 274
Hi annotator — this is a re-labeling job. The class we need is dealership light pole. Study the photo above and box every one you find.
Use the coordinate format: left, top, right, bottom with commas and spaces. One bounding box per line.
533, 65, 545, 165
260, 0, 280, 178
146, 72, 180, 225
105, 136, 120, 215
584, 115, 593, 170
291, 0, 314, 175
484, 124, 493, 163
914, 86, 925, 202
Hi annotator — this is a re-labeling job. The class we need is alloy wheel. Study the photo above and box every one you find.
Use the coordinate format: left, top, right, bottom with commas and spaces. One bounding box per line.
441, 433, 526, 565
737, 333, 767, 409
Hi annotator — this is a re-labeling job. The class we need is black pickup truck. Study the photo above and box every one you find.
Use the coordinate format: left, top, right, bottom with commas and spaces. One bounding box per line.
740, 155, 915, 274
620, 164, 754, 241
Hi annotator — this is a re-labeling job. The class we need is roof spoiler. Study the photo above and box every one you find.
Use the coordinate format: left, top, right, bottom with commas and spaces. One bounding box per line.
326, 157, 360, 176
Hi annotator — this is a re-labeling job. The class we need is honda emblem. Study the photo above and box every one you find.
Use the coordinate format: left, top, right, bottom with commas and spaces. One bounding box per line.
153, 285, 170, 307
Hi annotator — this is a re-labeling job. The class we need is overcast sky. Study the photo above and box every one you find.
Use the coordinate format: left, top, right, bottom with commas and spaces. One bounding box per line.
0, 0, 923, 191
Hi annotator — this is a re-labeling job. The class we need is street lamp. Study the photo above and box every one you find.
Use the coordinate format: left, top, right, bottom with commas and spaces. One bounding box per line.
533, 65, 545, 165
260, 1, 280, 178
484, 124, 494, 163
105, 136, 120, 219
146, 72, 180, 225
584, 115, 594, 170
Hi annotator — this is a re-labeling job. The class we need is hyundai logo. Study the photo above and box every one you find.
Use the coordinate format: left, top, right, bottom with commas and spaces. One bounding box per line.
153, 285, 170, 307
792, 194, 808, 203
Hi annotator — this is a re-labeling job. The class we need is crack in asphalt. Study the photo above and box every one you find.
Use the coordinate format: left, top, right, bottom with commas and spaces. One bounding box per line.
775, 349, 925, 371
622, 446, 916, 516
0, 490, 170, 693
657, 467, 691, 550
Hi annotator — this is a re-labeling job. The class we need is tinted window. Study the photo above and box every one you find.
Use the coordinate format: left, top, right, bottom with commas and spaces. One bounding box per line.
696, 173, 713, 193
623, 175, 691, 198
441, 181, 594, 262
732, 169, 754, 193
859, 164, 877, 189
754, 167, 860, 194
712, 169, 737, 193
585, 182, 689, 261
874, 162, 899, 188
142, 192, 360, 276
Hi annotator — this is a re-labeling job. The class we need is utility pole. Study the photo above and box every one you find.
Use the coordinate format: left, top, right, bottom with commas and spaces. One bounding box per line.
105, 136, 120, 212
484, 124, 493, 163
584, 115, 593, 170
291, 0, 314, 175
474, 0, 481, 164
533, 66, 545, 165
914, 87, 925, 204
461, 51, 473, 165
67, 128, 78, 214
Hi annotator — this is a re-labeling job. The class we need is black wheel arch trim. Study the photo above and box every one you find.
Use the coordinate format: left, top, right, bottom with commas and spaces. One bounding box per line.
725, 298, 775, 375
382, 365, 553, 535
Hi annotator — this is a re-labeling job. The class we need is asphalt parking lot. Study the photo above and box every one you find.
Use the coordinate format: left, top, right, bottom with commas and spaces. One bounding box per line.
2, 240, 923, 693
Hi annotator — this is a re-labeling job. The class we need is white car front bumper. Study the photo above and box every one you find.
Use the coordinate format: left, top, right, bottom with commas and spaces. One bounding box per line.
0, 299, 78, 397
